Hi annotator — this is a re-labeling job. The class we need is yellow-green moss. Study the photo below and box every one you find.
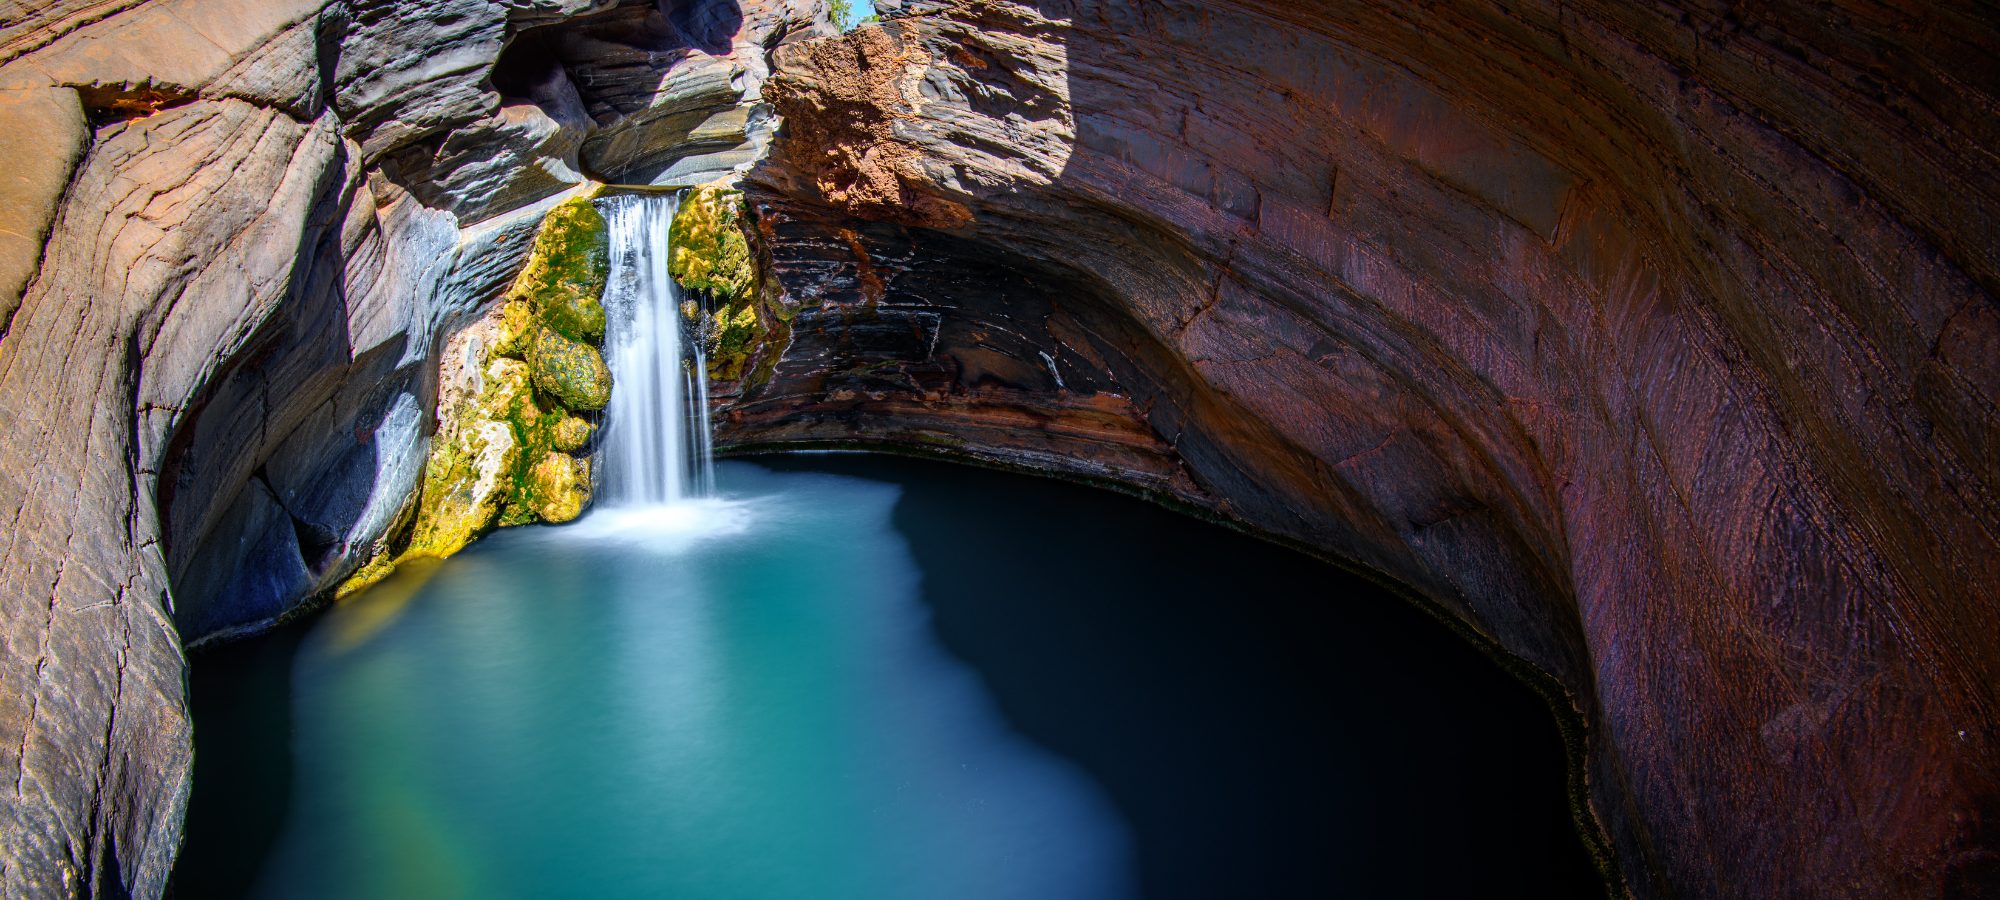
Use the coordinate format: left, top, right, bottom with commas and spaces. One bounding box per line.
667, 182, 779, 383
669, 184, 755, 304
539, 290, 606, 345
709, 302, 760, 381
493, 298, 535, 358
405, 358, 534, 558
378, 195, 616, 586
552, 415, 594, 453
513, 197, 610, 343
525, 451, 591, 522
336, 549, 399, 600
528, 325, 612, 411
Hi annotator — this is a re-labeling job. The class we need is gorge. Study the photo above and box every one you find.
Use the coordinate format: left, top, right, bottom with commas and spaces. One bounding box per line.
0, 0, 1995, 897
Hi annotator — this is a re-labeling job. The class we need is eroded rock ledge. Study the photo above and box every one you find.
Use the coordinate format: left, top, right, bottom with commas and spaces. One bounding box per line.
0, 1, 828, 895
0, 0, 1994, 897
726, 2, 2000, 897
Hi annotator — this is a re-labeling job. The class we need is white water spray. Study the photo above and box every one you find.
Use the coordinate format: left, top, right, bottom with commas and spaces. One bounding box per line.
600, 192, 717, 507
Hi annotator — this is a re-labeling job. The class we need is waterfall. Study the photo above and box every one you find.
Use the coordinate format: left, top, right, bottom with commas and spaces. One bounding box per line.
600, 192, 716, 507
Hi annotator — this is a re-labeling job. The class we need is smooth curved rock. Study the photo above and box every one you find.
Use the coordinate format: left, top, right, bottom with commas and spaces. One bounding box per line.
737, 3, 2000, 897
2, 0, 1994, 896
0, 95, 337, 900
0, 85, 85, 329
0, 1, 828, 895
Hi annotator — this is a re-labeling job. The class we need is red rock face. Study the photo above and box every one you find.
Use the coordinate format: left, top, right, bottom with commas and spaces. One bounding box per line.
736, 2, 2000, 895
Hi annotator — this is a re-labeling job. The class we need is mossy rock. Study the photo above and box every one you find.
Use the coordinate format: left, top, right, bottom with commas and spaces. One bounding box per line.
511, 197, 610, 345
385, 195, 617, 575
405, 359, 533, 558
669, 183, 755, 305
528, 325, 612, 411
539, 291, 606, 345
708, 302, 760, 381
514, 198, 609, 302
552, 415, 595, 453
335, 550, 399, 601
493, 298, 535, 360
525, 452, 592, 523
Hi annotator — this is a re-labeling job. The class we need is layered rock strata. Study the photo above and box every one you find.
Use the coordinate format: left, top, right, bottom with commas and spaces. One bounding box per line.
733, 3, 2000, 897
0, 1, 827, 896
1, 0, 1995, 897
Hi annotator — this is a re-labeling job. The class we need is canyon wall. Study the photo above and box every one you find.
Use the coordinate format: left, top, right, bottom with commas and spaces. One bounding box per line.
0, 0, 1994, 896
727, 1, 2000, 896
0, 0, 824, 895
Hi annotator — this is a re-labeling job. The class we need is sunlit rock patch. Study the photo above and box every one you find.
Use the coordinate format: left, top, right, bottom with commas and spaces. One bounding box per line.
341, 196, 613, 595
669, 181, 781, 384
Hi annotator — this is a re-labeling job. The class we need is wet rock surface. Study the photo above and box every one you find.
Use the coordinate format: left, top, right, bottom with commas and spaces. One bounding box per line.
0, 0, 1994, 896
735, 2, 2000, 897
670, 181, 770, 380
0, 1, 826, 896
383, 196, 614, 570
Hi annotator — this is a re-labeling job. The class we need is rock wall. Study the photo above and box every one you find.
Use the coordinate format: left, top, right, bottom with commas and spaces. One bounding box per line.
0, 0, 826, 895
1, 0, 1994, 896
733, 2, 2000, 896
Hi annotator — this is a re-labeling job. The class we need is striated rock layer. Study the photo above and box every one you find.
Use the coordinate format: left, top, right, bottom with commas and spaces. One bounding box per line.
0, 0, 1994, 896
0, 0, 828, 895
733, 2, 2000, 896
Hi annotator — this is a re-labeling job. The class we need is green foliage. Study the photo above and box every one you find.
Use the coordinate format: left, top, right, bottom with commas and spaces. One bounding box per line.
828, 0, 878, 32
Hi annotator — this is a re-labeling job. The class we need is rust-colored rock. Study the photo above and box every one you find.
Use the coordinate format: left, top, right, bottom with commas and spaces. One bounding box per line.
762, 23, 976, 229
0, 0, 1994, 897
740, 3, 2000, 896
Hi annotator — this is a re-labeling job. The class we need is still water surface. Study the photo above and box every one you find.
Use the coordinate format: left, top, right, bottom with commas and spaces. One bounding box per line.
176, 456, 1601, 898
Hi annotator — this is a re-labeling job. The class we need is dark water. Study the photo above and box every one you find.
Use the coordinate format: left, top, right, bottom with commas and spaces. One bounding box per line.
175, 456, 1602, 899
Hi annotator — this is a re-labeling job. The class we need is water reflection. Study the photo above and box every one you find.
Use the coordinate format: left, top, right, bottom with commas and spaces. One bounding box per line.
177, 458, 1601, 900
188, 461, 1134, 900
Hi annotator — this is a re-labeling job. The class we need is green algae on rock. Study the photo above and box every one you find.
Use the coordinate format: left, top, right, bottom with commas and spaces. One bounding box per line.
709, 301, 762, 381
552, 415, 595, 453
406, 357, 536, 559
529, 324, 613, 410
525, 451, 592, 522
669, 181, 779, 383
516, 197, 611, 338
670, 183, 756, 304
346, 194, 616, 591
493, 297, 535, 357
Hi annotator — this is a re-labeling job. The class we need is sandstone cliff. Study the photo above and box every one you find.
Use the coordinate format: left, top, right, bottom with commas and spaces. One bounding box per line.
0, 0, 1995, 897
731, 2, 2000, 897
0, 1, 825, 895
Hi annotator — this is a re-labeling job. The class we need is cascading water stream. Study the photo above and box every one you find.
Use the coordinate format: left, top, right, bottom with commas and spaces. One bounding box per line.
600, 192, 717, 508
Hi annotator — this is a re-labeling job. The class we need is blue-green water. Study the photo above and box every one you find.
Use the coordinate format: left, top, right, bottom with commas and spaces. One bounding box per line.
177, 456, 1601, 899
